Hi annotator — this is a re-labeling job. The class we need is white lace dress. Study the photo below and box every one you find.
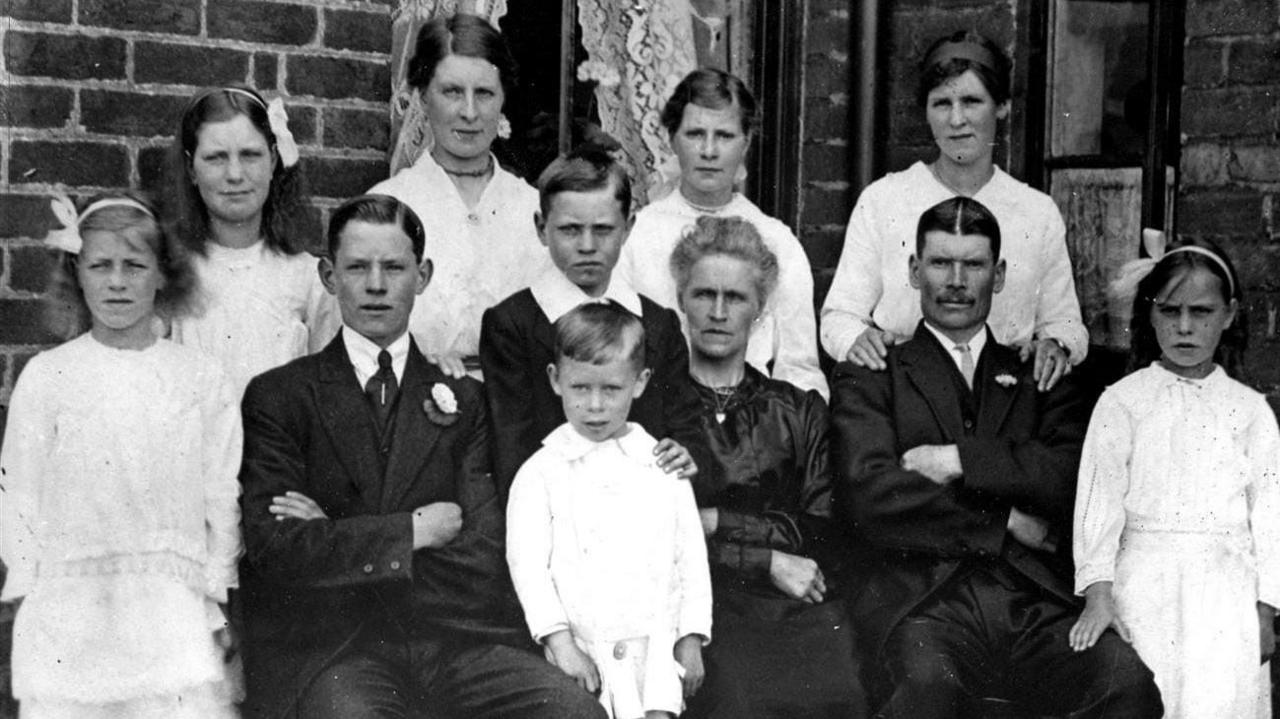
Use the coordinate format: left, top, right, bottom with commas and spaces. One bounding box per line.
171, 240, 339, 399
1074, 363, 1279, 718
0, 335, 243, 718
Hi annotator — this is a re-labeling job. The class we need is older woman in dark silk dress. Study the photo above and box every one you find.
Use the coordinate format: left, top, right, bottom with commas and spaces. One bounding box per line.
670, 216, 865, 719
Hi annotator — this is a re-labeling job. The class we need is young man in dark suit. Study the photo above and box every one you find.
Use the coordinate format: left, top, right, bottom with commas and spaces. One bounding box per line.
830, 196, 1162, 718
237, 194, 604, 719
479, 145, 707, 494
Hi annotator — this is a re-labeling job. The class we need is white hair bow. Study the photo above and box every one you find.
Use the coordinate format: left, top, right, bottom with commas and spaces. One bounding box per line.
44, 194, 82, 254
267, 97, 299, 168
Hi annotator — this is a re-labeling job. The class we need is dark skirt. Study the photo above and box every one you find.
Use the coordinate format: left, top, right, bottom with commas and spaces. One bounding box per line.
686, 589, 867, 719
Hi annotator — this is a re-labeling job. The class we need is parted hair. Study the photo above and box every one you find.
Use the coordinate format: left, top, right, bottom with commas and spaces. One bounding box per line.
669, 215, 778, 307
1130, 238, 1247, 378
326, 194, 427, 263
915, 196, 1003, 261
660, 67, 760, 137
407, 13, 518, 100
169, 85, 310, 256
553, 302, 646, 375
537, 143, 633, 218
45, 192, 197, 338
917, 30, 1012, 107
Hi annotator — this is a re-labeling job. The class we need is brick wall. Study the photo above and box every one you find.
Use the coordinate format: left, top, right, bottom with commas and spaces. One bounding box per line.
1179, 0, 1280, 404
0, 0, 395, 408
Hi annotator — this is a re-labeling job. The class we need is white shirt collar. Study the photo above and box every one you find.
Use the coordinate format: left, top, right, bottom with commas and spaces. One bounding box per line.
529, 267, 643, 323
342, 325, 410, 387
543, 422, 658, 463
922, 321, 988, 375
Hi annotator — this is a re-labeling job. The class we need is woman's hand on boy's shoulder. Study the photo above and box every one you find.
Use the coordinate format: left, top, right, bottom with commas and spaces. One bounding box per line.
654, 438, 696, 479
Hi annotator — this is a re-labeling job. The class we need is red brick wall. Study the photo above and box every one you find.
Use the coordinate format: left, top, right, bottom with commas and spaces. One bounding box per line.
0, 0, 395, 406
1179, 0, 1280, 403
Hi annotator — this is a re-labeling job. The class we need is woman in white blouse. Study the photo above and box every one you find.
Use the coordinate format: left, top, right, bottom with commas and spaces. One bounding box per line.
167, 85, 339, 398
820, 31, 1086, 391
369, 13, 549, 378
615, 68, 828, 400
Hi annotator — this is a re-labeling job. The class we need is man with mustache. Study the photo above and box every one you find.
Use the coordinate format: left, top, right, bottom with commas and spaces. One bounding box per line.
830, 197, 1162, 717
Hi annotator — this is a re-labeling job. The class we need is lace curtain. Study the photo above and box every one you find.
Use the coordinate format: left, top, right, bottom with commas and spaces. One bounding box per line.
387, 0, 509, 174
576, 0, 697, 204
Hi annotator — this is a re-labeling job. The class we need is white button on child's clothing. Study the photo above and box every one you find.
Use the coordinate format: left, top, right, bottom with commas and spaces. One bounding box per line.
613, 642, 627, 660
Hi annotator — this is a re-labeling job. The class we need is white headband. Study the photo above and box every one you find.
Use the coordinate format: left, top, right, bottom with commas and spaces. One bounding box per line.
1109, 229, 1238, 306
43, 195, 155, 255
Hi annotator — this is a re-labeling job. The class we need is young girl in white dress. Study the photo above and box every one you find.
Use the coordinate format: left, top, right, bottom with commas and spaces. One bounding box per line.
167, 86, 339, 397
1, 194, 243, 719
506, 303, 711, 719
1070, 238, 1278, 718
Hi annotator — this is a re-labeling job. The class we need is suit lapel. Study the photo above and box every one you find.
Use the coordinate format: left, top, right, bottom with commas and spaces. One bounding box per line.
379, 341, 444, 513
975, 335, 1023, 437
900, 326, 966, 443
314, 335, 386, 506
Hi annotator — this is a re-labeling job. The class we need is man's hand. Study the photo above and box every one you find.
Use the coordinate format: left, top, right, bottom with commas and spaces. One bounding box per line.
698, 507, 718, 537
674, 634, 705, 698
412, 501, 462, 549
900, 444, 961, 485
1027, 338, 1071, 392
544, 630, 600, 695
769, 550, 826, 604
654, 438, 696, 479
269, 491, 328, 521
845, 326, 897, 370
1007, 507, 1057, 552
1069, 582, 1131, 651
426, 351, 468, 379
1260, 602, 1276, 664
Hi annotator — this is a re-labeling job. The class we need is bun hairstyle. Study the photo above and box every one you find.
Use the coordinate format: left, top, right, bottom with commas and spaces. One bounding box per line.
1128, 238, 1247, 377
169, 85, 310, 257
407, 13, 518, 100
44, 192, 196, 338
917, 31, 1012, 107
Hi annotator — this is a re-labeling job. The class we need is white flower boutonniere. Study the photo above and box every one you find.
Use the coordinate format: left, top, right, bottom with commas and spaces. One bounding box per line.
424, 383, 460, 426
994, 373, 1018, 388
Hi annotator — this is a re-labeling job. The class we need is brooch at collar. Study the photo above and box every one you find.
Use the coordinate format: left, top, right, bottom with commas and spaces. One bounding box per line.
423, 383, 460, 426
994, 373, 1018, 388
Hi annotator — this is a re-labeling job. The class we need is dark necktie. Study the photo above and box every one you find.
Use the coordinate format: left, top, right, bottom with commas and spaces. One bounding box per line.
365, 349, 398, 432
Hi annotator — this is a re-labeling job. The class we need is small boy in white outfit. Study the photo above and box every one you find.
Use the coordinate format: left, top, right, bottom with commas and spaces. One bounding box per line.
507, 302, 712, 719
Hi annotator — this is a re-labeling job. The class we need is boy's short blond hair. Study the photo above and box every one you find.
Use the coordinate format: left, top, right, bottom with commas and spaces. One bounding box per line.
553, 302, 646, 374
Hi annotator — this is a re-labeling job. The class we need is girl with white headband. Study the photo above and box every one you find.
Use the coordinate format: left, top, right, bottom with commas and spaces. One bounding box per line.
820, 30, 1087, 392
167, 85, 339, 398
1, 193, 243, 718
1070, 237, 1278, 717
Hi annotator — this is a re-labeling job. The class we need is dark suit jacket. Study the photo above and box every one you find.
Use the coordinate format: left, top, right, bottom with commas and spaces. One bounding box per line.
238, 334, 524, 719
479, 289, 712, 494
830, 323, 1093, 661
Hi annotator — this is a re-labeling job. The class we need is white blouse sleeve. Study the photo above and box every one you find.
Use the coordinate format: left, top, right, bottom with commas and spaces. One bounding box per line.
202, 364, 244, 602
673, 480, 712, 642
1032, 206, 1089, 363
0, 357, 53, 602
768, 233, 829, 400
304, 265, 341, 353
820, 192, 883, 362
1245, 397, 1280, 609
1072, 390, 1134, 594
506, 460, 570, 642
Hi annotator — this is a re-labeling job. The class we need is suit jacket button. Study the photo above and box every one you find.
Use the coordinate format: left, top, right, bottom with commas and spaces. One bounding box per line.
963, 419, 974, 429
390, 561, 401, 570
363, 563, 374, 574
